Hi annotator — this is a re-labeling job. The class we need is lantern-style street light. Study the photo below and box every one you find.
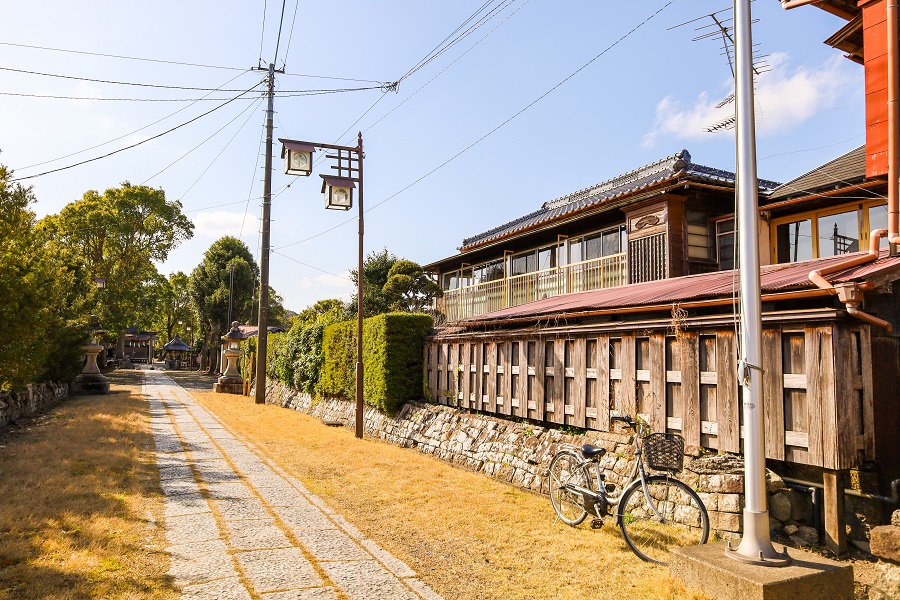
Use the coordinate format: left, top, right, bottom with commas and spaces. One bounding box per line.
275, 133, 366, 439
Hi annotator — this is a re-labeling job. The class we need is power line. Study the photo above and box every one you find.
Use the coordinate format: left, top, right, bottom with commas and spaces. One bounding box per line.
0, 66, 259, 91
276, 0, 677, 251
271, 250, 352, 281
282, 0, 301, 70
11, 82, 264, 181
178, 98, 266, 199
259, 0, 268, 66
141, 95, 263, 185
0, 41, 247, 71
273, 0, 289, 66
0, 85, 382, 102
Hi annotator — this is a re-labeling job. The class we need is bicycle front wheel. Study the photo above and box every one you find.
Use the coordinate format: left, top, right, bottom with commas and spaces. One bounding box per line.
548, 450, 590, 526
617, 475, 709, 564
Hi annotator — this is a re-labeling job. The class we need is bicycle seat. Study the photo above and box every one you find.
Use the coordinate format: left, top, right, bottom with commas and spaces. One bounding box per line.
580, 444, 606, 459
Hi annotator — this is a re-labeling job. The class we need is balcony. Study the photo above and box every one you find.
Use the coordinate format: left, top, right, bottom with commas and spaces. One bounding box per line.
440, 252, 627, 321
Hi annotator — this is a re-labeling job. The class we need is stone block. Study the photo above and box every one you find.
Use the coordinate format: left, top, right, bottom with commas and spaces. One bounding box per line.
892, 510, 900, 528
783, 524, 799, 536
670, 541, 854, 600
870, 525, 900, 563
869, 561, 900, 600
718, 493, 742, 513
698, 492, 717, 512
769, 492, 792, 523
721, 474, 744, 493
711, 511, 742, 533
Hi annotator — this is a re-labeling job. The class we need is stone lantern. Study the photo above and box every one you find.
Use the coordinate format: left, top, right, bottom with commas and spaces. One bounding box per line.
213, 321, 247, 395
73, 316, 110, 394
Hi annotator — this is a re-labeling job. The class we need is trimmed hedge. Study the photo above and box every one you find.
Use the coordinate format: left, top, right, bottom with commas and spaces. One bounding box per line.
319, 312, 432, 415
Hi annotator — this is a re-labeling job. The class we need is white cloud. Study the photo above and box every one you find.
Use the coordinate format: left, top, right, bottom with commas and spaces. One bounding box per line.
193, 211, 258, 238
643, 53, 859, 147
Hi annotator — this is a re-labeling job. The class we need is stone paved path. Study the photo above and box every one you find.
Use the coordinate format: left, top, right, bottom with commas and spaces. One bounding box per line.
143, 370, 443, 600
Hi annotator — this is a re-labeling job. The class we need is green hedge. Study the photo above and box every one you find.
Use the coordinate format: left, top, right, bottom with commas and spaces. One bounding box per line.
319, 312, 432, 415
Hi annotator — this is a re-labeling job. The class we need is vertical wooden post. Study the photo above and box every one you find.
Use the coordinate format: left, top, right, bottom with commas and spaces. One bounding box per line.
598, 335, 611, 431
762, 328, 785, 461
823, 468, 847, 556
620, 335, 636, 418
649, 333, 666, 433
574, 338, 587, 428
682, 332, 700, 448
717, 331, 740, 453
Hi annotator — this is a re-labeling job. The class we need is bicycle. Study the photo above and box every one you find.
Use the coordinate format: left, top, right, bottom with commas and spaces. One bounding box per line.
547, 415, 710, 564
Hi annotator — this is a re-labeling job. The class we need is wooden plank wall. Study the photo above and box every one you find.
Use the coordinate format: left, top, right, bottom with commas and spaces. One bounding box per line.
424, 323, 875, 469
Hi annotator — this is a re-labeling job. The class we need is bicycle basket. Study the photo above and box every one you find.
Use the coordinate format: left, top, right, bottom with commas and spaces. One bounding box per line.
643, 433, 685, 473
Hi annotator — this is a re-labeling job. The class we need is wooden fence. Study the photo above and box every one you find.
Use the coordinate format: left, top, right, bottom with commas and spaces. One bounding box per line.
425, 321, 874, 471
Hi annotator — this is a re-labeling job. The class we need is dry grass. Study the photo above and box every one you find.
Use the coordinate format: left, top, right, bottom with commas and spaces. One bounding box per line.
0, 371, 177, 600
189, 385, 708, 600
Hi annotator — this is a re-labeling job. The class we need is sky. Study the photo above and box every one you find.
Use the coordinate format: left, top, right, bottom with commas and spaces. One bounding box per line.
1, 1, 864, 315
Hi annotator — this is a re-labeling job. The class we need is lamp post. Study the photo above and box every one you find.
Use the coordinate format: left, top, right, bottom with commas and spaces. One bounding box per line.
278, 133, 365, 439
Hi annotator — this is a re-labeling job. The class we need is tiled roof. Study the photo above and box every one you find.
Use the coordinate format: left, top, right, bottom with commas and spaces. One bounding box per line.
766, 145, 866, 202
454, 251, 900, 325
460, 150, 779, 250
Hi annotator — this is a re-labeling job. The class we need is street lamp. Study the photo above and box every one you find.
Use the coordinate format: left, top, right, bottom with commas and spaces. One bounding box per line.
276, 133, 366, 439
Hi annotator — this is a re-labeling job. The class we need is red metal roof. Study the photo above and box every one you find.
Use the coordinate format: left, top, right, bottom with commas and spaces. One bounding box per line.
455, 251, 900, 324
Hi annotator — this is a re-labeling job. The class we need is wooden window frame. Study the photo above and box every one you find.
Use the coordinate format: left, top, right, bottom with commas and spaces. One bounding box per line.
769, 200, 887, 263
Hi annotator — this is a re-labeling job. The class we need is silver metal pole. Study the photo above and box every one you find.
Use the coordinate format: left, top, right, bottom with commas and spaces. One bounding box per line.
255, 63, 275, 405
726, 0, 789, 566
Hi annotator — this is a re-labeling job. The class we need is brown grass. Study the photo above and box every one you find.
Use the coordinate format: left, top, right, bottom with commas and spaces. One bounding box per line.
189, 385, 708, 600
0, 370, 177, 600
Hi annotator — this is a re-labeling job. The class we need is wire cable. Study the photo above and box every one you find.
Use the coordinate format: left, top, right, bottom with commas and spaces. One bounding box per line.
281, 0, 301, 70
272, 250, 352, 281
0, 66, 260, 91
141, 95, 263, 185
11, 82, 263, 181
0, 41, 247, 71
276, 0, 678, 250
259, 0, 268, 66
14, 71, 253, 171
178, 97, 265, 199
273, 0, 289, 66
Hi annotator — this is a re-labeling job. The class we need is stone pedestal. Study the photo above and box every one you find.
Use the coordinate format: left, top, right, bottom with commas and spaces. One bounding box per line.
213, 346, 243, 395
72, 340, 110, 394
670, 541, 853, 600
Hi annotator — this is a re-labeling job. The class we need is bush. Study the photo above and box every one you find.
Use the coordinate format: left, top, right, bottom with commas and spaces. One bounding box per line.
266, 301, 344, 394
319, 313, 433, 415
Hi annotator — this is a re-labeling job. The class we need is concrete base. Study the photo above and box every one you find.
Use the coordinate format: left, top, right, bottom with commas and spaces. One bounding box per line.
213, 382, 244, 395
72, 374, 110, 395
670, 541, 853, 600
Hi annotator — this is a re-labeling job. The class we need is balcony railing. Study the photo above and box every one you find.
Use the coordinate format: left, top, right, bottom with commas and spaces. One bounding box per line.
440, 253, 627, 321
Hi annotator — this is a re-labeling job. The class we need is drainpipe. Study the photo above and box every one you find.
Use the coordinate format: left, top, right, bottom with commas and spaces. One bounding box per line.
808, 229, 892, 331
888, 0, 900, 249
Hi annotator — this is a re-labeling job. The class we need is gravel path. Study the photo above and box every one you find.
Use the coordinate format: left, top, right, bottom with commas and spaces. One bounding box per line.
143, 369, 443, 600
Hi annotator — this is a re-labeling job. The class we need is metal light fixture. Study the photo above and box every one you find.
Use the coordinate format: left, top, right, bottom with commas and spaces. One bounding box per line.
320, 175, 355, 211
281, 140, 315, 177
177, 319, 184, 325
93, 277, 107, 289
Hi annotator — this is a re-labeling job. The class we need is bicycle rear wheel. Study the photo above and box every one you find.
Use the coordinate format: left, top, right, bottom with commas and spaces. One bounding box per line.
617, 475, 709, 564
548, 450, 590, 526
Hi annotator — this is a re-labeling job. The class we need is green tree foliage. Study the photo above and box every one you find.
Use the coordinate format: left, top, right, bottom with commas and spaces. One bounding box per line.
40, 182, 193, 335
348, 248, 397, 316
149, 271, 192, 344
349, 248, 439, 317
0, 165, 86, 390
188, 237, 258, 371
268, 299, 345, 395
381, 259, 442, 312
318, 313, 433, 415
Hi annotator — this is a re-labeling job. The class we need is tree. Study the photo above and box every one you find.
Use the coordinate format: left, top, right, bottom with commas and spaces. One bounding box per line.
0, 164, 85, 389
149, 272, 191, 344
40, 182, 193, 352
381, 259, 442, 313
188, 237, 258, 372
349, 248, 397, 317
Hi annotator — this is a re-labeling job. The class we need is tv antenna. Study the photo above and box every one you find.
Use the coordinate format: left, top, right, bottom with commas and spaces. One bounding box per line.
670, 4, 770, 133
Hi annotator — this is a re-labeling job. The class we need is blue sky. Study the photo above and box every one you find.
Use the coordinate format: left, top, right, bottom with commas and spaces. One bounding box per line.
1, 1, 863, 314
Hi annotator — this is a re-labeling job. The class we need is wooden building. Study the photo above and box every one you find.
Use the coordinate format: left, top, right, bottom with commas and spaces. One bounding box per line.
423, 147, 900, 553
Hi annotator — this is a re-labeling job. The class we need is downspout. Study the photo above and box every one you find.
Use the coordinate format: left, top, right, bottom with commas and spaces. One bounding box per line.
808, 229, 892, 331
888, 0, 900, 248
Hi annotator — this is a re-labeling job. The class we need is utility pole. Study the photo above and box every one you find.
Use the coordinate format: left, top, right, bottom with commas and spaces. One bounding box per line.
725, 0, 789, 566
255, 63, 276, 406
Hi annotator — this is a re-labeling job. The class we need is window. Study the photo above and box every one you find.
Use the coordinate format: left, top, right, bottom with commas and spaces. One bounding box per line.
771, 201, 887, 264
442, 272, 459, 291
686, 210, 711, 259
716, 219, 735, 270
473, 259, 504, 282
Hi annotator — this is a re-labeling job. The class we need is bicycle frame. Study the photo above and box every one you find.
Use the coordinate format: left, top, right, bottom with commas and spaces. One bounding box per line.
562, 425, 666, 522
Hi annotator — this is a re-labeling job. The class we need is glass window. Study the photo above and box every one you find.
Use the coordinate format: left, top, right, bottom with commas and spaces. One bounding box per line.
602, 228, 621, 256
584, 234, 602, 260
869, 204, 889, 249
716, 219, 735, 270
775, 219, 813, 263
817, 209, 859, 257
686, 210, 710, 259
442, 272, 459, 291
568, 238, 582, 264
538, 246, 555, 270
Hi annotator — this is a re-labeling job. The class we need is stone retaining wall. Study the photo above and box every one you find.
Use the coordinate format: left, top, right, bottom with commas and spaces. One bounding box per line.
0, 382, 69, 429
267, 382, 811, 539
